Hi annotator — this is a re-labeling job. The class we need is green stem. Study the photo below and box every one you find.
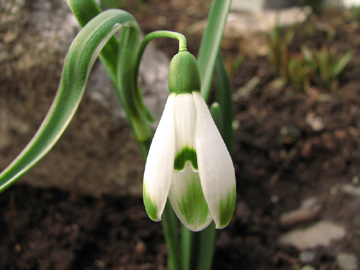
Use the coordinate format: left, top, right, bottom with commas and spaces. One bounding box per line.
181, 226, 195, 270
134, 30, 187, 86
195, 223, 217, 270
162, 201, 181, 270
181, 223, 217, 270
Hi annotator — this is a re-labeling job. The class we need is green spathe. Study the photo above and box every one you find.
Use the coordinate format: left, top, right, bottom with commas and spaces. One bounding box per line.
168, 51, 201, 94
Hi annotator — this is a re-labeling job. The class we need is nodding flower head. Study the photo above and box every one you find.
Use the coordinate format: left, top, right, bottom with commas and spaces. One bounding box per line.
143, 51, 236, 232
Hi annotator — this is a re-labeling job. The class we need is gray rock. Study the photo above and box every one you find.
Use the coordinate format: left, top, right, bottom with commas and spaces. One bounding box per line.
299, 251, 316, 264
189, 6, 312, 57
337, 253, 358, 270
300, 266, 316, 270
231, 0, 302, 12
279, 221, 346, 250
341, 184, 360, 197
231, 0, 265, 12
279, 197, 321, 228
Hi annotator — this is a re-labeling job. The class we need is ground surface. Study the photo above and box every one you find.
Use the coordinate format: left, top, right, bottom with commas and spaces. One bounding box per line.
1, 1, 360, 270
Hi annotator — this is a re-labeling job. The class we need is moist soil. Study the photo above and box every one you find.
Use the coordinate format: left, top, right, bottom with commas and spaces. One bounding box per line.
1, 2, 360, 270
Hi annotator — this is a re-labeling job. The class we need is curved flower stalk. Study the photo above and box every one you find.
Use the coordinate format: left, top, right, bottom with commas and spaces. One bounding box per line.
143, 51, 236, 231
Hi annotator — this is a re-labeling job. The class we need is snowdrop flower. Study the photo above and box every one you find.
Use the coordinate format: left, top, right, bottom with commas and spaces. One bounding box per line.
143, 51, 236, 232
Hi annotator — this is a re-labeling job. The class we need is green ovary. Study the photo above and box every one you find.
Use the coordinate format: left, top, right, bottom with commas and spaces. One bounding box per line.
143, 184, 158, 221
178, 176, 209, 226
174, 147, 198, 170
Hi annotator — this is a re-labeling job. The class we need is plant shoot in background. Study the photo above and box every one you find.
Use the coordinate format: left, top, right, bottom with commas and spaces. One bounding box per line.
0, 0, 234, 269
267, 19, 352, 92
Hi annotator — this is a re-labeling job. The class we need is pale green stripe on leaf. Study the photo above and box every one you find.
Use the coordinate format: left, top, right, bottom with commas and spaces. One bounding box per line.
178, 177, 209, 226
143, 184, 158, 221
174, 147, 198, 170
218, 187, 236, 228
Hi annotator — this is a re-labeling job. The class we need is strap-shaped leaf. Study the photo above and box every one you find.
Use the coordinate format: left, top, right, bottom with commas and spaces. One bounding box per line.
197, 0, 231, 101
66, 0, 119, 85
215, 54, 233, 152
68, 0, 153, 144
0, 9, 138, 192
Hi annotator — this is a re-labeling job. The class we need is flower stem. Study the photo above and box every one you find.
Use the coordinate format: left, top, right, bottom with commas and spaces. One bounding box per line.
134, 30, 187, 86
181, 223, 217, 270
162, 201, 182, 270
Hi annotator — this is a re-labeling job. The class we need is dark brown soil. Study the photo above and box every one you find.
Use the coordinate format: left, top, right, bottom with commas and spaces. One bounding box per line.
1, 1, 360, 270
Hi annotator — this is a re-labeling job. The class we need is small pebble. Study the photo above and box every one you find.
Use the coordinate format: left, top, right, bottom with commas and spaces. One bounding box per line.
301, 266, 316, 270
271, 195, 279, 204
299, 251, 316, 264
342, 184, 360, 197
352, 176, 359, 185
134, 241, 146, 254
14, 243, 22, 253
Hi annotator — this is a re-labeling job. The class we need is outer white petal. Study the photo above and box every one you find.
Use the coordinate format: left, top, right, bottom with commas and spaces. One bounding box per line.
193, 91, 236, 229
143, 94, 176, 221
169, 162, 213, 231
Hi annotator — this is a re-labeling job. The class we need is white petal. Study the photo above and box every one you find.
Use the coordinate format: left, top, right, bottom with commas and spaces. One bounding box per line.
169, 162, 213, 231
193, 91, 236, 229
173, 93, 197, 154
143, 94, 176, 221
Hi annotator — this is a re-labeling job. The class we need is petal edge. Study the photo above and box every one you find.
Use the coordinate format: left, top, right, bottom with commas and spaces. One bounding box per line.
143, 94, 176, 221
193, 91, 236, 229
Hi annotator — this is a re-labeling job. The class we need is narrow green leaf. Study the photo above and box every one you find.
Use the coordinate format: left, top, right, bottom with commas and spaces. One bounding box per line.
0, 10, 137, 192
210, 102, 223, 135
331, 51, 353, 79
66, 0, 102, 27
197, 0, 232, 101
301, 46, 314, 67
117, 26, 152, 142
215, 54, 233, 152
66, 0, 120, 85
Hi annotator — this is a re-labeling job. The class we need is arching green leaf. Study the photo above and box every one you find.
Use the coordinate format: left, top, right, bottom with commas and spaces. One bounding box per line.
0, 9, 138, 192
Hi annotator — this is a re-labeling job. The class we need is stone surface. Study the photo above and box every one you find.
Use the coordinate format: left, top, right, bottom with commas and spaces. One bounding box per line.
279, 221, 346, 250
300, 266, 316, 270
189, 6, 312, 57
231, 0, 265, 12
299, 251, 316, 264
279, 197, 321, 227
341, 184, 360, 197
0, 0, 169, 196
337, 253, 358, 270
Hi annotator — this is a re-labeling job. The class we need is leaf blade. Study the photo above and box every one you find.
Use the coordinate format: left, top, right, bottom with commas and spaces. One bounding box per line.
215, 54, 233, 152
0, 10, 138, 192
197, 0, 232, 101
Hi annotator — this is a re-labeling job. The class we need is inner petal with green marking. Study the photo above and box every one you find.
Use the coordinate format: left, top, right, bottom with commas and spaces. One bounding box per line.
169, 162, 212, 231
174, 147, 198, 170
